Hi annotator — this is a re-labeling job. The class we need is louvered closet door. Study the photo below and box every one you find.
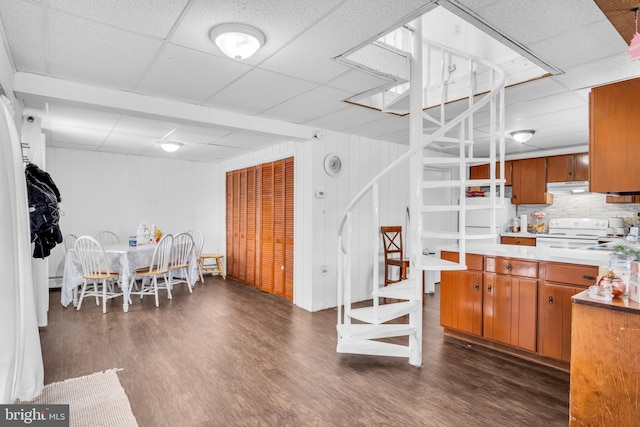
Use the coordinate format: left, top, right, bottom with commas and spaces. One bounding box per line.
226, 158, 293, 300
231, 170, 241, 279
284, 157, 294, 300
273, 160, 285, 297
238, 169, 247, 282
260, 163, 274, 293
245, 168, 257, 286
225, 172, 234, 278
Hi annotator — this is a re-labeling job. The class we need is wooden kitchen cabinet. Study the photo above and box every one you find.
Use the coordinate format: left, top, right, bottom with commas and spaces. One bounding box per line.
590, 77, 640, 193
511, 157, 553, 205
538, 262, 597, 363
440, 251, 484, 336
500, 236, 536, 246
546, 153, 589, 182
469, 161, 512, 186
484, 257, 538, 352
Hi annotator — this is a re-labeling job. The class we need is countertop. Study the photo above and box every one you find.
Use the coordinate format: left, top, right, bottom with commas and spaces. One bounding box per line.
437, 242, 611, 267
572, 290, 640, 314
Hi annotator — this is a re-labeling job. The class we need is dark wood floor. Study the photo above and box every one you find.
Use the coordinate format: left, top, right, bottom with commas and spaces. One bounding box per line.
42, 278, 570, 426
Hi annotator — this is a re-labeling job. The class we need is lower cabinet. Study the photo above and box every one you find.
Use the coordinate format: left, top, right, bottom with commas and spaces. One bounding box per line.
440, 251, 483, 336
538, 262, 597, 363
485, 257, 538, 352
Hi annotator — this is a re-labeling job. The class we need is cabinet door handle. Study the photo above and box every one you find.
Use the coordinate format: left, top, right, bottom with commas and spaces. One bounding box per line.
487, 284, 492, 293
474, 283, 480, 291
506, 264, 513, 271
583, 275, 596, 281
548, 296, 554, 305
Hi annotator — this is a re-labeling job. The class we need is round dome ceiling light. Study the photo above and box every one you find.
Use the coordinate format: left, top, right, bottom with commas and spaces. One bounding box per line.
209, 23, 265, 60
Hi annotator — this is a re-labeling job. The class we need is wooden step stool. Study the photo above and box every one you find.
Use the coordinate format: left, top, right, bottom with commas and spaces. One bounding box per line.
200, 253, 226, 280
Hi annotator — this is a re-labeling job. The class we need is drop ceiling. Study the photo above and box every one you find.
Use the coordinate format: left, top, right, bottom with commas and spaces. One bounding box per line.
0, 0, 638, 162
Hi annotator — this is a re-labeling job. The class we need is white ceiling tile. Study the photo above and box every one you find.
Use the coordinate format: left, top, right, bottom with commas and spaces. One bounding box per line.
553, 53, 640, 92
136, 44, 253, 103
344, 114, 408, 138
211, 133, 289, 150
0, 0, 46, 73
48, 0, 190, 38
184, 144, 254, 162
465, 0, 606, 46
48, 124, 109, 146
170, 125, 231, 144
308, 103, 387, 130
207, 68, 317, 115
102, 133, 158, 152
111, 116, 180, 138
504, 77, 567, 105
44, 104, 120, 131
262, 86, 353, 123
528, 20, 627, 70
47, 9, 164, 90
326, 69, 392, 94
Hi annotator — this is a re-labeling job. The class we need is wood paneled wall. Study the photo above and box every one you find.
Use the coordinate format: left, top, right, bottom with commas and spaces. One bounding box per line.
226, 158, 294, 300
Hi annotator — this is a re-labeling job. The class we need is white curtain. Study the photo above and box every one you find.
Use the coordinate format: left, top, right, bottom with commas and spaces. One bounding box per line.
0, 95, 44, 403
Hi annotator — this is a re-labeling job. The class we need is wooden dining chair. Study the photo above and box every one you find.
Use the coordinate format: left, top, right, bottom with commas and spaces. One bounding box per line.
95, 230, 120, 246
128, 234, 173, 307
168, 232, 194, 295
74, 236, 122, 313
380, 226, 410, 286
186, 229, 205, 283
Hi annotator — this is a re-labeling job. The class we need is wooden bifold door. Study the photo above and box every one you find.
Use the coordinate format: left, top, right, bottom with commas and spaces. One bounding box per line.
226, 157, 294, 300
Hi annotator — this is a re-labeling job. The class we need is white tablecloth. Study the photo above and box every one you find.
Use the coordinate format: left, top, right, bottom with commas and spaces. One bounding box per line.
61, 242, 198, 310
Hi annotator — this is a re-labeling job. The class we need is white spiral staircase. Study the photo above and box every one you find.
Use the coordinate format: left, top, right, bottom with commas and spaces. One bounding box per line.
336, 19, 507, 366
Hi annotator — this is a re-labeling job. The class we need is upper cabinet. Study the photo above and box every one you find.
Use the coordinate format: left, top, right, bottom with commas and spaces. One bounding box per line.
469, 161, 512, 186
511, 158, 553, 205
590, 78, 640, 193
547, 153, 589, 182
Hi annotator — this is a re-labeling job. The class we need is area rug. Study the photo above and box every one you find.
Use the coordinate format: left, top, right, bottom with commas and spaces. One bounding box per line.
21, 368, 138, 427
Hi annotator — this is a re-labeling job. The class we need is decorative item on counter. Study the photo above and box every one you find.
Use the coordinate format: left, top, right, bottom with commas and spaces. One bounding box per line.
128, 235, 137, 247
592, 269, 626, 299
510, 217, 520, 232
154, 227, 162, 242
529, 211, 546, 233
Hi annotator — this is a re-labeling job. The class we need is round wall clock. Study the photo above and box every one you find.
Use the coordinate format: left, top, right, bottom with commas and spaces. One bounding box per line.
324, 153, 342, 176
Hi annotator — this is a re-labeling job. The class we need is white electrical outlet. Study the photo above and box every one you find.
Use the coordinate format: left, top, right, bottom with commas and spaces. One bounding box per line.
454, 22, 462, 36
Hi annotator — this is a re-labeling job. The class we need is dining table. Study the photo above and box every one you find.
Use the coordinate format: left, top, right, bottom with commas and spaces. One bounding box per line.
61, 241, 198, 312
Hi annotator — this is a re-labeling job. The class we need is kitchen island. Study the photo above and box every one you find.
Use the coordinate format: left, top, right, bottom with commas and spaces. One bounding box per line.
569, 291, 640, 426
437, 243, 611, 371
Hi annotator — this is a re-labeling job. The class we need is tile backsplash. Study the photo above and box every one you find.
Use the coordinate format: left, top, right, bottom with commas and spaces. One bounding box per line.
516, 193, 640, 230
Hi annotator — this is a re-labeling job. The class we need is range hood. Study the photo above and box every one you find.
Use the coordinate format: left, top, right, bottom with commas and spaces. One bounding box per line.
546, 181, 589, 194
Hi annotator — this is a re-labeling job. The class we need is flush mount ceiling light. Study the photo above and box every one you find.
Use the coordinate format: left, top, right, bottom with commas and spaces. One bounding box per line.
209, 23, 265, 60
628, 8, 640, 61
160, 142, 183, 153
510, 130, 535, 143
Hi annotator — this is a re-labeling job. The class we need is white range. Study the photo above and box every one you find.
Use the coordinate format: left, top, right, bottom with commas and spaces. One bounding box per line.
535, 218, 609, 249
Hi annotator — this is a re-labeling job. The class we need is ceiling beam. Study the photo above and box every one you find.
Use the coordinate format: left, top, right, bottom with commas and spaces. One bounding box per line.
12, 72, 315, 141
